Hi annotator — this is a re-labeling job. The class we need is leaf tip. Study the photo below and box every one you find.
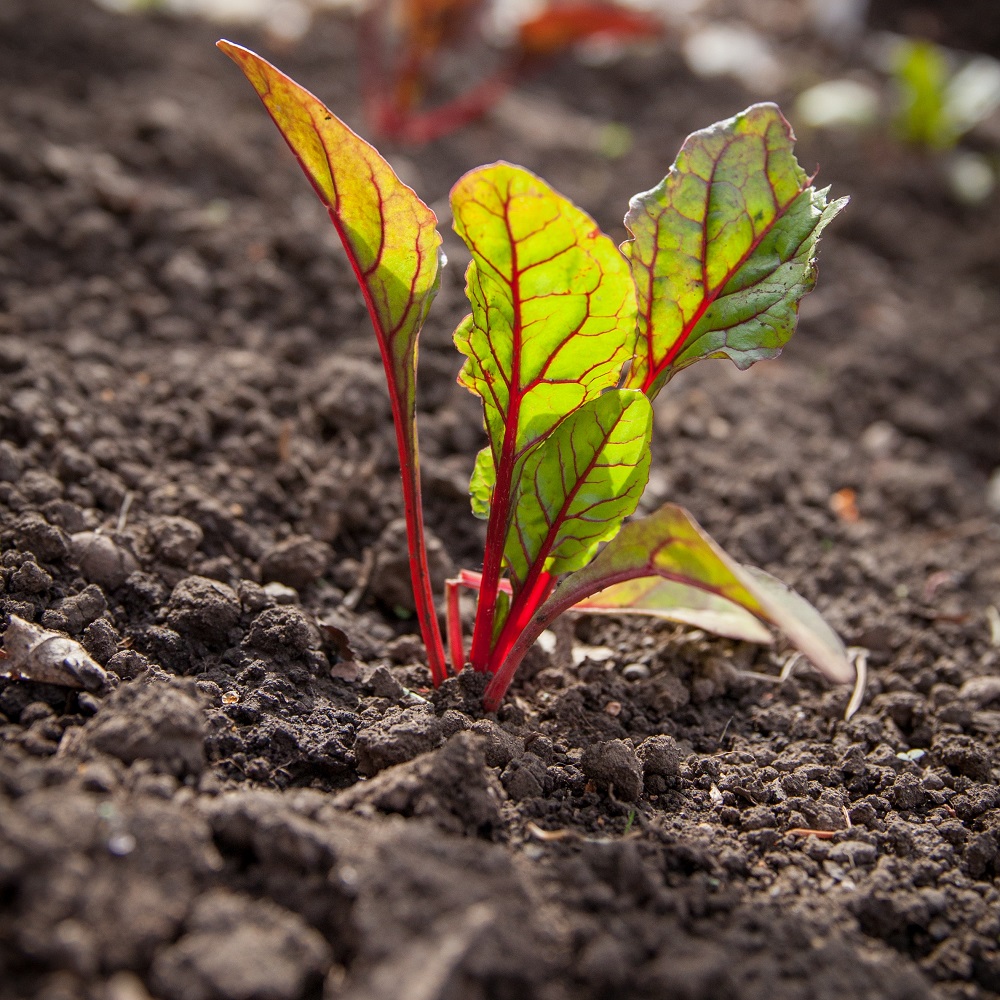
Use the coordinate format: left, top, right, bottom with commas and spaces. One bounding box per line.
216, 38, 242, 61
216, 39, 263, 84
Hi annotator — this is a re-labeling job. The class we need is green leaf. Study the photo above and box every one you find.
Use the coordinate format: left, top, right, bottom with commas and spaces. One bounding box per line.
504, 389, 652, 590
451, 162, 638, 481
572, 577, 774, 644
500, 502, 854, 687
218, 41, 449, 682
622, 103, 848, 395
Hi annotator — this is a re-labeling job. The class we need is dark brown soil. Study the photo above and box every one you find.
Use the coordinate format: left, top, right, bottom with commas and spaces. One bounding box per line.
2, 2, 1000, 999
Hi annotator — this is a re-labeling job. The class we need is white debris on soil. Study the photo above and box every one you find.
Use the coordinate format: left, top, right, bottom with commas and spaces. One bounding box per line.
795, 78, 880, 129
683, 22, 784, 91
0, 614, 114, 694
986, 467, 1000, 514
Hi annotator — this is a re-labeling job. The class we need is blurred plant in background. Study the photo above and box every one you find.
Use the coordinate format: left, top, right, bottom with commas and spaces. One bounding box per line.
357, 0, 662, 142
892, 38, 1000, 151
794, 32, 1000, 205
94, 0, 1000, 199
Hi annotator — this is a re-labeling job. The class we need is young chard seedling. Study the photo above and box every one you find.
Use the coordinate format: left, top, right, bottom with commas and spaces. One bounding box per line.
219, 41, 852, 711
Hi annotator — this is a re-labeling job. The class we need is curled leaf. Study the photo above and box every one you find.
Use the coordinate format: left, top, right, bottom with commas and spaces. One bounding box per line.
1, 615, 114, 695
572, 577, 774, 644
487, 502, 853, 710
559, 503, 852, 682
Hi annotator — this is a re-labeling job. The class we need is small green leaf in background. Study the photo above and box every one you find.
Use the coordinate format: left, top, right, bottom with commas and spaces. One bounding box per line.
892, 39, 1000, 151
452, 163, 638, 490
504, 389, 653, 591
893, 39, 952, 149
622, 103, 848, 396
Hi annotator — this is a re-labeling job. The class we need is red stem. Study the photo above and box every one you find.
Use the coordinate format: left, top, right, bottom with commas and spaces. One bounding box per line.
390, 416, 450, 687
319, 201, 449, 686
391, 66, 517, 144
468, 467, 513, 671
486, 570, 554, 677
468, 203, 527, 671
360, 0, 518, 145
482, 570, 631, 711
228, 34, 449, 684
445, 577, 465, 675
485, 399, 627, 688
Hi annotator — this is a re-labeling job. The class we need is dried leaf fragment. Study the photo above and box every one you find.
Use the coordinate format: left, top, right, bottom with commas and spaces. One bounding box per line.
0, 615, 114, 695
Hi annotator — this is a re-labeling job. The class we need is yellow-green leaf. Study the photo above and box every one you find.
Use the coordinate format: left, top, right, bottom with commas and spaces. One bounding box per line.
218, 41, 449, 682
452, 162, 638, 479
218, 41, 443, 428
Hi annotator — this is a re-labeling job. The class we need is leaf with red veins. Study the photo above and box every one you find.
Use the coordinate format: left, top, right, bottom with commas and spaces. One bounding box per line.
219, 41, 448, 682
219, 42, 443, 409
622, 103, 848, 396
487, 502, 853, 708
451, 162, 637, 508
504, 389, 652, 592
452, 162, 637, 668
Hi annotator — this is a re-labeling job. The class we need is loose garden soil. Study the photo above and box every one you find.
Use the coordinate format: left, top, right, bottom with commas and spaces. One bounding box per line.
2, 2, 1000, 998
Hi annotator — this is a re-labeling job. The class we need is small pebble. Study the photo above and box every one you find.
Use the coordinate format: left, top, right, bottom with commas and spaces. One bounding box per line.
581, 739, 643, 801
71, 532, 138, 590
622, 663, 650, 681
107, 833, 137, 857
263, 581, 299, 605
330, 661, 359, 682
